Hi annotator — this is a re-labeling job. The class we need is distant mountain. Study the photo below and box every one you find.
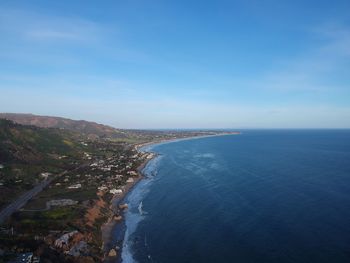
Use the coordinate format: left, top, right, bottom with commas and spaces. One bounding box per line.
0, 113, 126, 139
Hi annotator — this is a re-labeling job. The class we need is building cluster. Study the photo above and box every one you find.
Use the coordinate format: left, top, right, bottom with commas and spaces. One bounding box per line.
53, 149, 155, 199
1, 140, 157, 262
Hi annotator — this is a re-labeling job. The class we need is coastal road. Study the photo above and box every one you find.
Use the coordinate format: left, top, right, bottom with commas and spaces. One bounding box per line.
0, 170, 67, 224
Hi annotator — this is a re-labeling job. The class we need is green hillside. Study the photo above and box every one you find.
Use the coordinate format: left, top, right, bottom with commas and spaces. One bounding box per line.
0, 119, 83, 163
0, 119, 86, 208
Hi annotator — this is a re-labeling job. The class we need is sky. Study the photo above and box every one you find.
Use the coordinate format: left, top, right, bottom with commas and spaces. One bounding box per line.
0, 0, 349, 129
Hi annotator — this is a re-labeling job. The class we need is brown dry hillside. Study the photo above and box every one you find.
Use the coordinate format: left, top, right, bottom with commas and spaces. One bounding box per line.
0, 113, 127, 139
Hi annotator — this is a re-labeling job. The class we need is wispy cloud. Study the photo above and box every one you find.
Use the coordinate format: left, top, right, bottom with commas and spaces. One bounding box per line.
257, 23, 350, 92
0, 8, 151, 65
26, 29, 86, 41
0, 5, 349, 129
0, 9, 105, 43
314, 23, 350, 56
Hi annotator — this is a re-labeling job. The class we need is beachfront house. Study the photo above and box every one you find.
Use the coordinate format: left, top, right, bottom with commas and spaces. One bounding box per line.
109, 189, 123, 195
128, 171, 138, 176
54, 231, 78, 249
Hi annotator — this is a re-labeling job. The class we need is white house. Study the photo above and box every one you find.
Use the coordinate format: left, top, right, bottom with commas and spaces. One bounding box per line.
47, 199, 78, 207
109, 189, 123, 195
126, 178, 134, 183
40, 172, 52, 179
68, 183, 82, 189
98, 185, 108, 191
128, 171, 138, 176
54, 230, 78, 248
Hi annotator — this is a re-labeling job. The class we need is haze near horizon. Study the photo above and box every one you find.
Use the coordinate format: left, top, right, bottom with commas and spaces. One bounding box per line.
0, 0, 349, 129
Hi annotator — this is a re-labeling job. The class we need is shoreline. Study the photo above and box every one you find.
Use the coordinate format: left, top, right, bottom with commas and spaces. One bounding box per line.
101, 151, 158, 263
135, 131, 239, 152
101, 132, 238, 262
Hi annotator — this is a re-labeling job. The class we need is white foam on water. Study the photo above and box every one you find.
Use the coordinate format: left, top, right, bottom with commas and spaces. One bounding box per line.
121, 155, 161, 263
194, 153, 215, 158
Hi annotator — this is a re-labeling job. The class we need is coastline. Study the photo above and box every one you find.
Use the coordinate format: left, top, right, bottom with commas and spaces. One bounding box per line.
101, 148, 158, 262
135, 132, 239, 152
101, 132, 238, 262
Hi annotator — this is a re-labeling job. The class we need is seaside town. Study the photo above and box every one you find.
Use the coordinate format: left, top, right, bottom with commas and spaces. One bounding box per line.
0, 1, 348, 262
0, 114, 237, 262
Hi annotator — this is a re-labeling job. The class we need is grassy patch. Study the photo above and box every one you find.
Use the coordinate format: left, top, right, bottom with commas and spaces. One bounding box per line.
43, 207, 76, 220
11, 206, 85, 234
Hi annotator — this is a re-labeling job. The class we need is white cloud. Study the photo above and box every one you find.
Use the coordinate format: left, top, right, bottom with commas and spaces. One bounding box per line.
0, 8, 151, 64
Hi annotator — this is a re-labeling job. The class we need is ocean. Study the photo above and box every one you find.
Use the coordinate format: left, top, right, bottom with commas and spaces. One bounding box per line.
120, 130, 350, 263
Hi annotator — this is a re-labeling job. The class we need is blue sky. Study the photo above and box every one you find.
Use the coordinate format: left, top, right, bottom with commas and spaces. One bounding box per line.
0, 0, 349, 128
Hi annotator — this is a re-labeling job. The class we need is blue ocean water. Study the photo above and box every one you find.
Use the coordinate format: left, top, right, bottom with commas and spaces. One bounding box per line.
121, 130, 350, 263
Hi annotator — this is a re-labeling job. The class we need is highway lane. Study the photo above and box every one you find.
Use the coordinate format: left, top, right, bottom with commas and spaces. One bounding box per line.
0, 170, 67, 224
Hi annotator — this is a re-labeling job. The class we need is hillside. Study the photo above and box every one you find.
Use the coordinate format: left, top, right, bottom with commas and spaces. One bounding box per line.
0, 113, 126, 139
0, 119, 83, 164
0, 119, 89, 209
0, 118, 151, 262
0, 113, 225, 143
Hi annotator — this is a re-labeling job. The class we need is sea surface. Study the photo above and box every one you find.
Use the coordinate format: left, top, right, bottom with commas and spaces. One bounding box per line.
120, 130, 350, 263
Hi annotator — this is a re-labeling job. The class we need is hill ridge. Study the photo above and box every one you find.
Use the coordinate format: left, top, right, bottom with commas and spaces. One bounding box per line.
0, 113, 122, 138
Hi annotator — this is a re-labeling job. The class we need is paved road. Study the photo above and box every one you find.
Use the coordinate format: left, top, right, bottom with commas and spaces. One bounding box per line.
0, 170, 67, 224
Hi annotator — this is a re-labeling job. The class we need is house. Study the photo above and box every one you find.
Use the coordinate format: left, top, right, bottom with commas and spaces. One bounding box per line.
54, 231, 78, 249
128, 171, 138, 176
98, 186, 108, 191
40, 172, 52, 179
10, 252, 33, 263
47, 199, 78, 207
126, 178, 134, 183
68, 183, 81, 189
109, 189, 123, 195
